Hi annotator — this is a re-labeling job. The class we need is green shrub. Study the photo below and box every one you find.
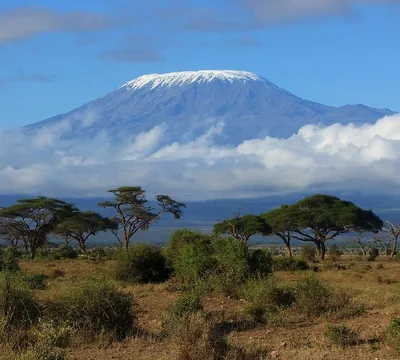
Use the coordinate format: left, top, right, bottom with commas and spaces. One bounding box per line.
23, 274, 48, 290
247, 249, 273, 276
114, 244, 170, 284
167, 293, 203, 319
294, 274, 362, 319
19, 320, 71, 360
49, 276, 135, 340
240, 276, 293, 325
0, 274, 40, 332
0, 247, 21, 273
324, 324, 359, 347
49, 245, 77, 260
385, 318, 400, 352
164, 229, 214, 267
241, 276, 294, 312
272, 257, 309, 272
300, 245, 316, 262
173, 242, 216, 288
209, 238, 249, 297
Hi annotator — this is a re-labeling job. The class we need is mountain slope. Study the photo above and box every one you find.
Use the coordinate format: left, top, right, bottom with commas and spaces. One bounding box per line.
25, 70, 395, 144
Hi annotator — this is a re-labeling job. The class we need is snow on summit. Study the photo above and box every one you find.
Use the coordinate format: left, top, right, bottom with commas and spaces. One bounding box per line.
25, 70, 395, 146
121, 70, 264, 90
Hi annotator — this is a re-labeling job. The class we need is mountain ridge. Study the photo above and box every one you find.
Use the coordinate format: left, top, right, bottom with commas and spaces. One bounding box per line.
24, 70, 396, 145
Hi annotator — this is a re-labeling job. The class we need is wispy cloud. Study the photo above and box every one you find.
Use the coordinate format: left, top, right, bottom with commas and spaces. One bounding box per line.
0, 7, 114, 45
100, 34, 167, 63
1, 114, 400, 200
0, 71, 55, 86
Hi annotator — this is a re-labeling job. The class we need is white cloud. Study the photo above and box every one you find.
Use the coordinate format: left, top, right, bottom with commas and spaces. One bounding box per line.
0, 114, 400, 200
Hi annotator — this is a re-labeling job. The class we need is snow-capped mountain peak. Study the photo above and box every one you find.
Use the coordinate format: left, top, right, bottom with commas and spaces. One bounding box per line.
25, 70, 395, 146
120, 70, 264, 90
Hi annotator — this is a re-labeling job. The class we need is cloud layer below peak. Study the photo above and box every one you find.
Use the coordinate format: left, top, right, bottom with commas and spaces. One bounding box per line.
1, 114, 400, 200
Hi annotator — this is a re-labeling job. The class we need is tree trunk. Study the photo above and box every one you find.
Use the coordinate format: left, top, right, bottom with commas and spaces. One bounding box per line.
286, 243, 292, 259
390, 236, 398, 258
124, 233, 129, 249
78, 239, 87, 254
316, 241, 321, 258
320, 242, 326, 261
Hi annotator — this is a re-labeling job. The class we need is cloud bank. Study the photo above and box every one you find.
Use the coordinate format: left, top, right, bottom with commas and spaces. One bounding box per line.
1, 114, 400, 200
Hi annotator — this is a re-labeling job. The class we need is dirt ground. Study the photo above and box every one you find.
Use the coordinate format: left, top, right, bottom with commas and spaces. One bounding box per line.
16, 257, 400, 360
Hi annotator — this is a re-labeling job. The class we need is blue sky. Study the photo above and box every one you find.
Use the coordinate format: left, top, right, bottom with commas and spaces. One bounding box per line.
0, 0, 399, 128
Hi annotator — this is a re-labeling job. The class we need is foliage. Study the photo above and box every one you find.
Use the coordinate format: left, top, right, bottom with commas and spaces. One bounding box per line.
23, 274, 48, 290
19, 320, 71, 360
54, 211, 116, 253
294, 275, 335, 318
324, 324, 359, 347
48, 276, 135, 340
247, 249, 274, 276
0, 273, 40, 337
272, 257, 309, 272
171, 234, 216, 287
294, 274, 363, 319
288, 194, 383, 260
0, 247, 20, 273
48, 245, 77, 260
164, 229, 214, 267
385, 318, 400, 353
98, 186, 185, 249
114, 244, 170, 283
0, 197, 76, 259
209, 238, 249, 296
166, 293, 203, 319
241, 276, 294, 313
299, 245, 316, 262
213, 212, 272, 243
262, 205, 299, 258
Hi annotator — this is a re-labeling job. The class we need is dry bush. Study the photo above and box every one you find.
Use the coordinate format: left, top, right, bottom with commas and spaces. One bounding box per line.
46, 275, 135, 342
324, 324, 360, 347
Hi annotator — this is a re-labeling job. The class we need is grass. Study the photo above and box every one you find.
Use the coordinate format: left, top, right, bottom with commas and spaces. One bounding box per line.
1, 255, 399, 359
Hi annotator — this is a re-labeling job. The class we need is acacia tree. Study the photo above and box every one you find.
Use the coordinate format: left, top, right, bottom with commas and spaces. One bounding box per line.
99, 186, 185, 249
381, 221, 400, 258
0, 197, 76, 259
350, 233, 373, 257
213, 211, 272, 243
54, 211, 117, 253
261, 205, 298, 259
289, 194, 382, 260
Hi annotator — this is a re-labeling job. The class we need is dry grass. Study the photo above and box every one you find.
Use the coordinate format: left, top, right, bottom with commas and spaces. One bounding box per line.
5, 257, 400, 360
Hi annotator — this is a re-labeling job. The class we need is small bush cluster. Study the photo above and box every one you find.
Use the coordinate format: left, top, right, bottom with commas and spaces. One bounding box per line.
385, 318, 400, 352
294, 274, 363, 319
166, 230, 274, 295
19, 320, 71, 360
114, 244, 170, 284
271, 257, 309, 272
48, 276, 135, 340
299, 245, 317, 263
324, 324, 359, 347
240, 276, 294, 325
0, 273, 40, 335
0, 247, 21, 273
23, 274, 48, 290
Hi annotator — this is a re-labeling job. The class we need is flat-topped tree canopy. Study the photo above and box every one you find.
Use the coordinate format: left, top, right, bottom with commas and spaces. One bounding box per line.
290, 194, 383, 259
213, 213, 272, 243
261, 205, 300, 258
0, 197, 77, 258
99, 186, 185, 248
54, 210, 117, 252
